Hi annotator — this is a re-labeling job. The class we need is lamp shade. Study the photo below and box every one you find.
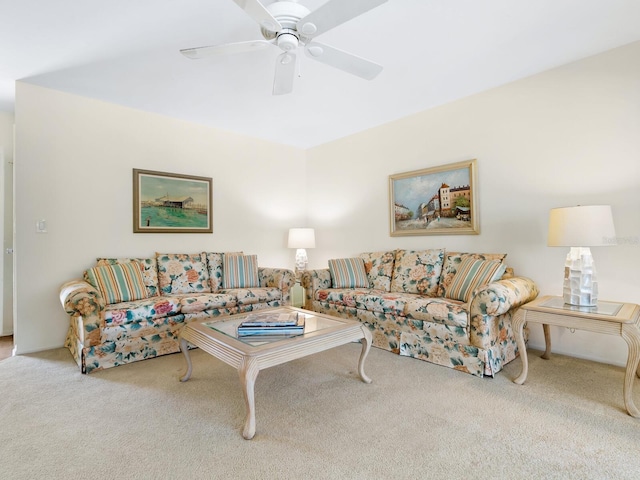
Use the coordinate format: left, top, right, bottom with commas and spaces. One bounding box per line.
547, 205, 616, 247
288, 228, 316, 249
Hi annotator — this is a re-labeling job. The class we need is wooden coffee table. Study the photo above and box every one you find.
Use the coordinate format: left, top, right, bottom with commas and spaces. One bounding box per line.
179, 307, 372, 439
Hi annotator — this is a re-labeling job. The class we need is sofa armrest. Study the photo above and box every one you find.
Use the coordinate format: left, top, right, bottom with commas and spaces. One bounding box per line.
301, 268, 332, 310
259, 267, 296, 305
59, 279, 106, 347
468, 276, 539, 348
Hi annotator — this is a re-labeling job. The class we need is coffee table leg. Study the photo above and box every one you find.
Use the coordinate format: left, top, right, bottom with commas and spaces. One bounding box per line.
542, 324, 552, 360
621, 324, 640, 417
179, 338, 192, 382
512, 309, 528, 385
239, 356, 260, 439
358, 326, 373, 384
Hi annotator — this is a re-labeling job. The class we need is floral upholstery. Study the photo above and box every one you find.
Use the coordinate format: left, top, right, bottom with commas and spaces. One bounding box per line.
301, 250, 538, 378
359, 251, 395, 292
390, 249, 444, 295
156, 252, 211, 295
60, 253, 295, 373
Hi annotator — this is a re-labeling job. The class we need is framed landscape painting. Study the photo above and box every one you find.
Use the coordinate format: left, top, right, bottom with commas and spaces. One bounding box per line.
389, 159, 479, 236
133, 169, 213, 233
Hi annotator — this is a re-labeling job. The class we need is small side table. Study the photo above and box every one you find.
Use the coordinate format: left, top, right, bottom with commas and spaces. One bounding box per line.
512, 295, 640, 417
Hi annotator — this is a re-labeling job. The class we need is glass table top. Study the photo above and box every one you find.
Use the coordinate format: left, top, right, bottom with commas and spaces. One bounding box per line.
540, 297, 623, 316
203, 309, 346, 346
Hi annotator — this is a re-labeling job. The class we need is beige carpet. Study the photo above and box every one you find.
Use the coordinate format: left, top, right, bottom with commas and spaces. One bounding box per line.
1, 344, 639, 480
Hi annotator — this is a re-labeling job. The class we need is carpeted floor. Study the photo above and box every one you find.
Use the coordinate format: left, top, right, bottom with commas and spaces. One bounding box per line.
1, 344, 639, 479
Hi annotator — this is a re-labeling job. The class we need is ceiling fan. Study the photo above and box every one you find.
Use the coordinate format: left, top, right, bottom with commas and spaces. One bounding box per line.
180, 0, 388, 95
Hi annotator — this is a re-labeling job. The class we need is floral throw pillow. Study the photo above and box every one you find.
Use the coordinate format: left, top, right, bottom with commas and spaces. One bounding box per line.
390, 249, 444, 295
156, 252, 211, 295
359, 251, 395, 292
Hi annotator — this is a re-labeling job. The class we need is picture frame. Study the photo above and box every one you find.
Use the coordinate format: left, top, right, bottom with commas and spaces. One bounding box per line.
133, 169, 213, 233
389, 159, 479, 236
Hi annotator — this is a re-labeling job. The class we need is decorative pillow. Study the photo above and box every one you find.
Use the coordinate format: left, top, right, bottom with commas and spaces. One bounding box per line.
206, 251, 243, 292
390, 249, 444, 295
223, 254, 259, 289
97, 257, 159, 297
359, 251, 395, 292
328, 258, 370, 289
438, 252, 507, 297
156, 252, 211, 295
444, 257, 507, 302
84, 261, 148, 304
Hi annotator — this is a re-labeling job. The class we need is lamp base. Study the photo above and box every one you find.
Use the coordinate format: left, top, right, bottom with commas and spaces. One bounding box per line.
562, 247, 598, 307
294, 248, 308, 276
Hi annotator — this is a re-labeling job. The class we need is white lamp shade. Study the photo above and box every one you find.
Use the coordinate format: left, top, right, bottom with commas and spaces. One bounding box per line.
288, 228, 316, 249
547, 205, 616, 247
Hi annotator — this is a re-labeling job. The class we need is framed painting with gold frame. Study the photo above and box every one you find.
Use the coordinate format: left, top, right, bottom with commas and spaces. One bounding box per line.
133, 169, 213, 233
389, 159, 478, 236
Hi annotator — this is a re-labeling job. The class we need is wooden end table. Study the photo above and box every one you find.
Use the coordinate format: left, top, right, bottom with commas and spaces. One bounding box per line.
179, 307, 372, 439
512, 295, 640, 417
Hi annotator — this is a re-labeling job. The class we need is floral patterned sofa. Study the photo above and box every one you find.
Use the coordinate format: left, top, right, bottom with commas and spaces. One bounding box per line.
302, 249, 538, 377
59, 252, 295, 373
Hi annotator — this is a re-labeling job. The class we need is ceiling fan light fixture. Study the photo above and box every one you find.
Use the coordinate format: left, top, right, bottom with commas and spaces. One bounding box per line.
276, 30, 299, 51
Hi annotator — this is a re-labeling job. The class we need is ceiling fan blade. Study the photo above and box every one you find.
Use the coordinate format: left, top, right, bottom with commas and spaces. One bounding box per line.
305, 42, 382, 80
180, 40, 272, 59
232, 0, 282, 32
273, 52, 297, 95
297, 0, 387, 37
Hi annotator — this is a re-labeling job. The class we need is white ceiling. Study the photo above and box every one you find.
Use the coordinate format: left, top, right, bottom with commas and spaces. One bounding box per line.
3, 0, 640, 148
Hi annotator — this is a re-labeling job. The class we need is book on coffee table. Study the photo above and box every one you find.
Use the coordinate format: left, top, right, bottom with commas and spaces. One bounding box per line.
237, 312, 305, 337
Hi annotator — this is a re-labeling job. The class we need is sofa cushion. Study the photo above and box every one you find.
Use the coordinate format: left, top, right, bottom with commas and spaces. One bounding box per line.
104, 296, 181, 326
97, 257, 159, 297
316, 288, 372, 308
438, 252, 507, 297
354, 291, 410, 315
444, 257, 506, 302
179, 293, 238, 314
390, 249, 444, 295
359, 251, 395, 292
404, 297, 469, 329
206, 251, 242, 292
221, 287, 282, 305
157, 252, 211, 295
85, 262, 148, 305
223, 254, 259, 288
328, 257, 369, 288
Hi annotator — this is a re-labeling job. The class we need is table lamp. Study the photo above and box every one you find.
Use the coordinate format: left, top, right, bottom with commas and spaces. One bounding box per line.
288, 228, 315, 275
547, 205, 616, 307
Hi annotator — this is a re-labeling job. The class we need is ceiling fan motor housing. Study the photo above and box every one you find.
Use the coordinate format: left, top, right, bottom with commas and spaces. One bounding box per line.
260, 1, 311, 41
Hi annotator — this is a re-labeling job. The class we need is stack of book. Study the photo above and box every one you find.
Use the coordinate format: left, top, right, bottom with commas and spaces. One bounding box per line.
237, 312, 305, 337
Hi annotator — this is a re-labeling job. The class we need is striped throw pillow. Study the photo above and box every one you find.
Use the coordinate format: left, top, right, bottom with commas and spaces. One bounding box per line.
444, 257, 506, 302
223, 254, 259, 288
84, 262, 148, 304
328, 258, 370, 288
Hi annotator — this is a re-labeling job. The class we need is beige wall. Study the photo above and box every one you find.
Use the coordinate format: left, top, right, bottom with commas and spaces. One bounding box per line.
14, 84, 306, 354
306, 41, 640, 367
